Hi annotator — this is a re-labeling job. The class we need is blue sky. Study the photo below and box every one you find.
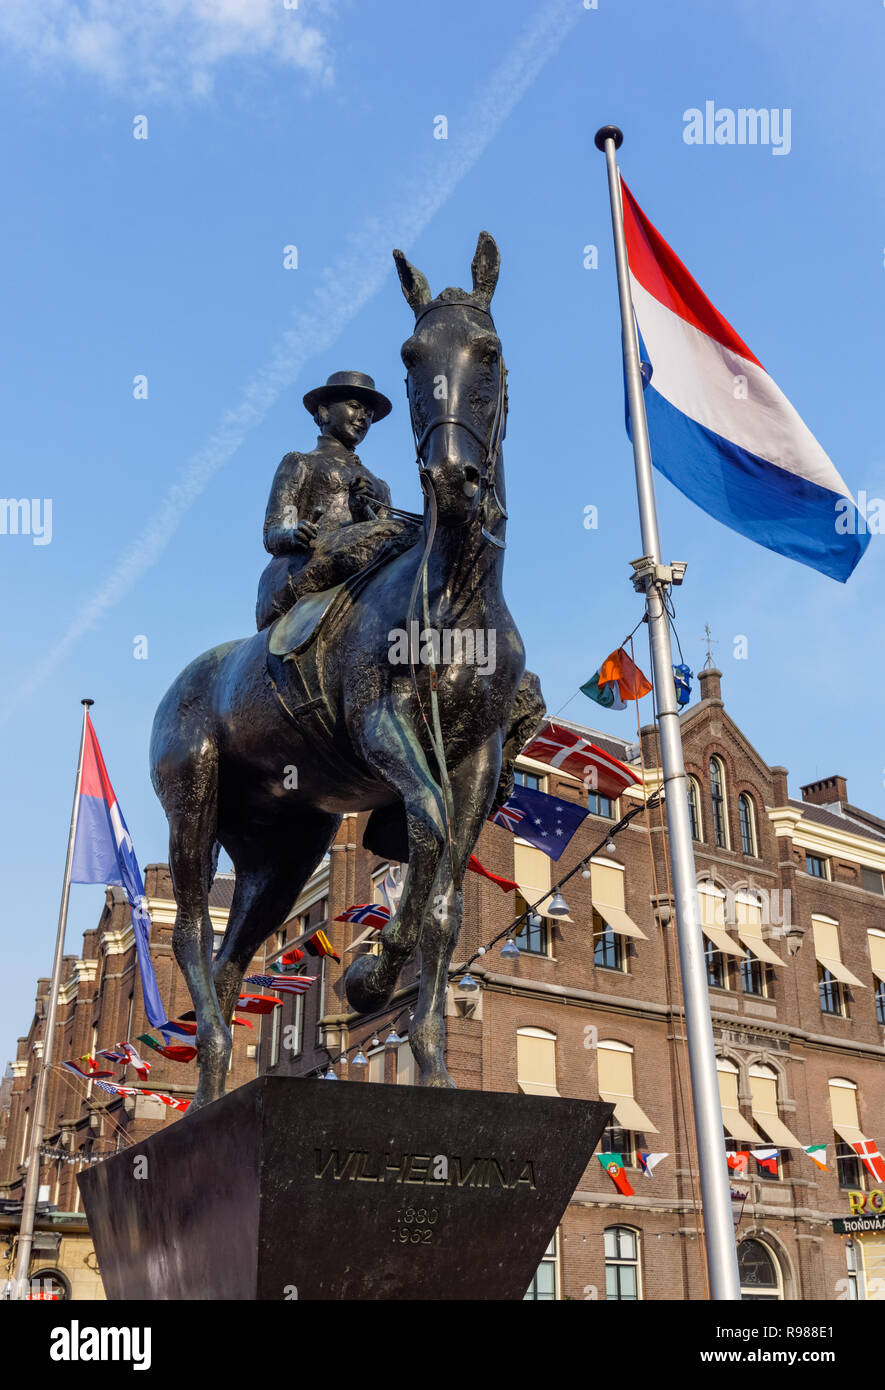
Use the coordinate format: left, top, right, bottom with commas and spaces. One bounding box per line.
1, 0, 883, 1066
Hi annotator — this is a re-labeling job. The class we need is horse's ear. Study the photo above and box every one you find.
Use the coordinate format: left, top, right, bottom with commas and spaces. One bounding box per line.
471, 231, 500, 308
393, 249, 432, 315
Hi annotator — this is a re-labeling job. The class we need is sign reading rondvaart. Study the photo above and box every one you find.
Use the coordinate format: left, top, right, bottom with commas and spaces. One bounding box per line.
832, 1189, 885, 1233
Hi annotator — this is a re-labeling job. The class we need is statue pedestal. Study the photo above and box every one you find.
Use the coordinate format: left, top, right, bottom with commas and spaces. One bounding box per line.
78, 1076, 612, 1301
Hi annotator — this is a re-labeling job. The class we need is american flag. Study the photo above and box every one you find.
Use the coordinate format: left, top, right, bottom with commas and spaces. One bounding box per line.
93, 1080, 190, 1111
334, 903, 390, 929
244, 974, 316, 995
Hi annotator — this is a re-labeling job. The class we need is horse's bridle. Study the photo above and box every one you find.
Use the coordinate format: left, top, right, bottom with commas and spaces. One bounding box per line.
404, 299, 508, 549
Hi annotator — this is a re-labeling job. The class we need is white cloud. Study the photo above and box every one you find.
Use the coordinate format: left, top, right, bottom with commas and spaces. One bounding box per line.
0, 0, 334, 96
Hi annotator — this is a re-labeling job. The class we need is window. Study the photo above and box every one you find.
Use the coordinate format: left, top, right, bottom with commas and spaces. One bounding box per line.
593, 911, 625, 971
812, 916, 862, 1017
845, 1242, 863, 1300
740, 955, 766, 997
738, 794, 757, 856
524, 1233, 558, 1300
869, 932, 885, 1020
513, 842, 570, 926
587, 791, 614, 818
738, 1239, 783, 1300
806, 853, 828, 879
829, 1078, 868, 1189
602, 1123, 636, 1167
604, 1227, 641, 1300
367, 1049, 386, 1084
284, 989, 304, 1058
687, 778, 702, 841
514, 896, 549, 956
717, 1058, 764, 1147
862, 867, 885, 895
589, 860, 646, 971
748, 1064, 801, 1165
706, 939, 727, 988
269, 1003, 282, 1068
514, 770, 542, 791
597, 1041, 657, 1151
517, 1028, 558, 1096
710, 757, 729, 848
395, 1040, 416, 1086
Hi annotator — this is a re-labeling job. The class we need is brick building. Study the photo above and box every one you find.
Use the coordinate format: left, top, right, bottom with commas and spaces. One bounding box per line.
3, 668, 885, 1300
0, 867, 262, 1300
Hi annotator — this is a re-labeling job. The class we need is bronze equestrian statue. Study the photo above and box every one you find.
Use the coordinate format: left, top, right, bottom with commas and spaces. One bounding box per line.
150, 232, 545, 1110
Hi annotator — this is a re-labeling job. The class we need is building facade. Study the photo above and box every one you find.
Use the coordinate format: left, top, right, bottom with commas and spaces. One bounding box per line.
3, 668, 885, 1300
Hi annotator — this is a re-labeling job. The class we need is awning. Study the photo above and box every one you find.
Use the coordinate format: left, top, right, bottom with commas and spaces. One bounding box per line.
752, 1109, 802, 1148
595, 902, 647, 940
816, 954, 865, 988
736, 907, 785, 967
701, 923, 746, 958
516, 884, 573, 923
834, 1121, 868, 1148
720, 1106, 765, 1144
519, 1080, 560, 1097
599, 1090, 658, 1133
868, 933, 885, 984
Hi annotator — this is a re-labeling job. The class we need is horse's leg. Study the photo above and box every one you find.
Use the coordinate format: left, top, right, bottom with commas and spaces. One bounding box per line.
212, 813, 340, 1025
344, 701, 447, 1013
410, 731, 503, 1088
163, 743, 230, 1113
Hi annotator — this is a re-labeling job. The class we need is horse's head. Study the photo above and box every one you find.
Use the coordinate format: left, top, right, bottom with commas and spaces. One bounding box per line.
393, 232, 507, 538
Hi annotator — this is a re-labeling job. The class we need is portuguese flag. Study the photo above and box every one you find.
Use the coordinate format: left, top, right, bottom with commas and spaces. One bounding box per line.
597, 1152, 635, 1197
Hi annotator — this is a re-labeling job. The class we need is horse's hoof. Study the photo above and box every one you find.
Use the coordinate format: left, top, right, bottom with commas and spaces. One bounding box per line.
344, 954, 396, 1014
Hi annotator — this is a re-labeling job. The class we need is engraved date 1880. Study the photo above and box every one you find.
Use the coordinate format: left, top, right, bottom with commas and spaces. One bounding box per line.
391, 1207, 440, 1244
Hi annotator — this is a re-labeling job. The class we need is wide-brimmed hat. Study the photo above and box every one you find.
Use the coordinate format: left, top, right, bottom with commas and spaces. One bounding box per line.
302, 371, 392, 422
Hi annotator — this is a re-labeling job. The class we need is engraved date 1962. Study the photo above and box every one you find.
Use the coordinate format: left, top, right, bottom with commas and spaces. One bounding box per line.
391, 1207, 440, 1244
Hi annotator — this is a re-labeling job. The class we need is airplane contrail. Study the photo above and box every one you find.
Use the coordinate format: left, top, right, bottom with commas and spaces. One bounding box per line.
2, 0, 582, 725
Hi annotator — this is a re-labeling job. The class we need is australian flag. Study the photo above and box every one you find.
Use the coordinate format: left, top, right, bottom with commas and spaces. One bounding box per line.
490, 784, 588, 861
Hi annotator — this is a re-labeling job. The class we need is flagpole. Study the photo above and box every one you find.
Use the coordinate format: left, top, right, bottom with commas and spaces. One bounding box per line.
594, 125, 741, 1301
12, 698, 93, 1299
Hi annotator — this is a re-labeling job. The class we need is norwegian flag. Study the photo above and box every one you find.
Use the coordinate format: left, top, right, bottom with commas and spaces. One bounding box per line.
851, 1139, 885, 1183
334, 903, 390, 930
244, 974, 316, 995
95, 1047, 128, 1065
726, 1151, 750, 1176
521, 721, 641, 799
490, 802, 525, 833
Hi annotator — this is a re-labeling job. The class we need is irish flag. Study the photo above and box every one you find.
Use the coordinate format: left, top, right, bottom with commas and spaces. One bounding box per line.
621, 178, 869, 582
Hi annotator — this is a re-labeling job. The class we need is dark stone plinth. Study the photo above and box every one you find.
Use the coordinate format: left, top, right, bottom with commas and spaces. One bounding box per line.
78, 1077, 612, 1301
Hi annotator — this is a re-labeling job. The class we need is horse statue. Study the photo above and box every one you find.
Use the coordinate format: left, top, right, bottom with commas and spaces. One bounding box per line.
150, 231, 545, 1110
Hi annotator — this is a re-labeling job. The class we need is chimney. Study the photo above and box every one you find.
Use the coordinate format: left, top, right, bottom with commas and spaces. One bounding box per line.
698, 667, 723, 704
770, 765, 789, 806
800, 775, 847, 807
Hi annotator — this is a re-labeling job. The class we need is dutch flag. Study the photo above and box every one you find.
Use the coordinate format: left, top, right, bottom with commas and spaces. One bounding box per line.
621, 178, 869, 582
70, 712, 169, 1032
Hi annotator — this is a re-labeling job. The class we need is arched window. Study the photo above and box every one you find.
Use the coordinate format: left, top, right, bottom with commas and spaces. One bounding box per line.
687, 778, 703, 841
604, 1226, 641, 1300
738, 1239, 783, 1299
738, 794, 757, 857
517, 1027, 558, 1097
709, 758, 729, 848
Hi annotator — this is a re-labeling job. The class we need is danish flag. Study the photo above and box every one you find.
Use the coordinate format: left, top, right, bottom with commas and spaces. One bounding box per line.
851, 1139, 885, 1183
521, 721, 641, 799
